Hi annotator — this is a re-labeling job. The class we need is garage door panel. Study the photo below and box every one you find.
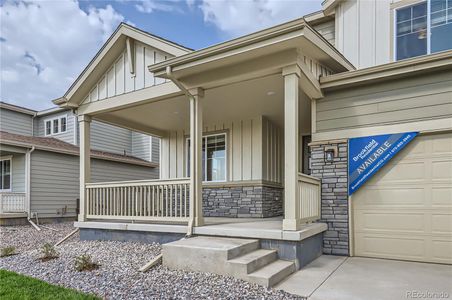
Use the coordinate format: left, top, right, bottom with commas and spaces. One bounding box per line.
353, 133, 452, 264
432, 159, 452, 180
432, 239, 452, 262
355, 235, 426, 260
354, 187, 425, 207
369, 161, 426, 184
355, 211, 426, 232
432, 187, 452, 206
431, 214, 452, 234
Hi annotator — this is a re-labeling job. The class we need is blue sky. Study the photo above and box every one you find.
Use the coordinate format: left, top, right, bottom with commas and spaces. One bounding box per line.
0, 0, 322, 110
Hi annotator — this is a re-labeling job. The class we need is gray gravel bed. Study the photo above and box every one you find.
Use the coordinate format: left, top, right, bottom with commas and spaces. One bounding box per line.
0, 222, 77, 252
0, 224, 301, 299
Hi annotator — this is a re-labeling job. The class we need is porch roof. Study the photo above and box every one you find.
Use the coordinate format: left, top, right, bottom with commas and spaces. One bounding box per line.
0, 131, 157, 167
149, 18, 354, 82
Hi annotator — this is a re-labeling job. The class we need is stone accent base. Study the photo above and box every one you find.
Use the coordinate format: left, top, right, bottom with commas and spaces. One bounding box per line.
310, 141, 349, 255
202, 185, 283, 218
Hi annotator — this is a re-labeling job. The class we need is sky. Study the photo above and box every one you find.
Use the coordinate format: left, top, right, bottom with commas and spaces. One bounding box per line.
0, 0, 322, 110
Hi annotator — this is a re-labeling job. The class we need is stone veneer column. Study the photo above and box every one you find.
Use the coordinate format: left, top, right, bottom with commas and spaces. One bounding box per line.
310, 141, 349, 255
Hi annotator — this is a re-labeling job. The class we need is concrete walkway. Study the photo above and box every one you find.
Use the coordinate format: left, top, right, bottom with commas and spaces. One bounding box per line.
276, 256, 452, 300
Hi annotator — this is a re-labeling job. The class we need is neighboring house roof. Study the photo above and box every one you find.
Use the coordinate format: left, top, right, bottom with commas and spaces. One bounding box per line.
54, 22, 192, 107
0, 131, 157, 168
0, 101, 37, 116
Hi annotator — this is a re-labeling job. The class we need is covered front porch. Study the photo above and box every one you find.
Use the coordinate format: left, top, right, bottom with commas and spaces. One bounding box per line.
58, 18, 353, 240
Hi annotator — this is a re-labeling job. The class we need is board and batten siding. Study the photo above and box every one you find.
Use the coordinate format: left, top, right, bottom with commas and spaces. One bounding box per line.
0, 109, 33, 136
82, 41, 170, 105
35, 112, 77, 144
335, 0, 392, 68
316, 71, 452, 134
30, 150, 158, 218
160, 116, 283, 184
90, 121, 132, 155
313, 20, 336, 46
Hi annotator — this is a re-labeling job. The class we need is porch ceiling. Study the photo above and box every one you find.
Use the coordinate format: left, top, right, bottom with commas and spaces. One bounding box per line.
94, 74, 311, 136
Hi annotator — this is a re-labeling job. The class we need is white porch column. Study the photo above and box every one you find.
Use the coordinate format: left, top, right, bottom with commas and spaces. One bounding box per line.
78, 115, 91, 222
189, 88, 204, 227
282, 65, 301, 231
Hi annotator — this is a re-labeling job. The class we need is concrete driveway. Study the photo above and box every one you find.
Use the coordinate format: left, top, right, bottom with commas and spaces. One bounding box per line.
276, 256, 452, 300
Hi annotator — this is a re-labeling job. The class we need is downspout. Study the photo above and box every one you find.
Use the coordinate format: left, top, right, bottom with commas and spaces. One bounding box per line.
25, 146, 40, 231
165, 66, 196, 237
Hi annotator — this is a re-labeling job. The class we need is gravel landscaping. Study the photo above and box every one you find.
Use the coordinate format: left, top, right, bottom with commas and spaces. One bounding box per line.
0, 222, 301, 299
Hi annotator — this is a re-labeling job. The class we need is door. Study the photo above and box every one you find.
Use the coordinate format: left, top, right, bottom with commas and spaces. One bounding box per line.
352, 132, 452, 264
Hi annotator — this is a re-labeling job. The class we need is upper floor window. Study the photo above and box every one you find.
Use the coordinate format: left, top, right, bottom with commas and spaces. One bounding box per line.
187, 133, 227, 182
395, 0, 452, 61
44, 116, 67, 136
0, 157, 11, 191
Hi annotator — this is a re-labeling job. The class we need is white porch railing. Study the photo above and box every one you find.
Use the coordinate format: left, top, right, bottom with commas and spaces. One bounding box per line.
86, 178, 190, 222
0, 192, 27, 213
298, 173, 321, 223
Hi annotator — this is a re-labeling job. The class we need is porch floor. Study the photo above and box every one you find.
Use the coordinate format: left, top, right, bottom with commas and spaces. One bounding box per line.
75, 217, 327, 242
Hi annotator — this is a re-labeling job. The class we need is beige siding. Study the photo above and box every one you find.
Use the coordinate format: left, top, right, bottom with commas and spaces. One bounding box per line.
313, 20, 335, 46
160, 116, 283, 184
317, 71, 452, 133
0, 109, 33, 136
335, 0, 392, 68
262, 117, 284, 183
82, 41, 171, 105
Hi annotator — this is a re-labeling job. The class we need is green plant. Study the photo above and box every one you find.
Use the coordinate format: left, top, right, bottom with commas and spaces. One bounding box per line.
74, 254, 99, 272
40, 243, 59, 261
0, 246, 16, 257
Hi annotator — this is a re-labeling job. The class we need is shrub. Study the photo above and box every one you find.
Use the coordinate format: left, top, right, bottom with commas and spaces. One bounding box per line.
74, 254, 99, 272
40, 243, 59, 261
0, 246, 16, 257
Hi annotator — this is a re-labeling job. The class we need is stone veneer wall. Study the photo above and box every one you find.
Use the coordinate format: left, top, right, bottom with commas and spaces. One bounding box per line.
310, 141, 349, 255
202, 186, 283, 218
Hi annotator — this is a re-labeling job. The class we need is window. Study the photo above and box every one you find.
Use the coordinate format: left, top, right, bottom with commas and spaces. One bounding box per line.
45, 120, 51, 135
44, 115, 67, 136
53, 119, 59, 134
0, 158, 11, 191
395, 0, 452, 60
60, 117, 67, 132
187, 133, 227, 182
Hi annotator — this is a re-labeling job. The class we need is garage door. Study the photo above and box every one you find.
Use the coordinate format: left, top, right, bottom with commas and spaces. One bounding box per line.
353, 132, 452, 264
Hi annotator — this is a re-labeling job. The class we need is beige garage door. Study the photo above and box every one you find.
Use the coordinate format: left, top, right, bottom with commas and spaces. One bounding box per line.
353, 132, 452, 264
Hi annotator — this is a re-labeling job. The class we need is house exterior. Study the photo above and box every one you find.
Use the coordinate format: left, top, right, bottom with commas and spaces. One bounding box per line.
0, 101, 159, 224
49, 0, 451, 276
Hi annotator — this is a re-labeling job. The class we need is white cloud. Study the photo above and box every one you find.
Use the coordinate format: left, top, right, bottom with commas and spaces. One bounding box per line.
0, 0, 125, 110
199, 0, 322, 37
134, 0, 182, 14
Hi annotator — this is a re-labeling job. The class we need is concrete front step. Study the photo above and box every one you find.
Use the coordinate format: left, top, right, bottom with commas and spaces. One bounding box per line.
162, 236, 295, 288
227, 249, 278, 275
247, 260, 296, 287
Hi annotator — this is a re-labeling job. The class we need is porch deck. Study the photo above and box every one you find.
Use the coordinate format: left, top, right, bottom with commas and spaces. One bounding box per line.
75, 217, 327, 242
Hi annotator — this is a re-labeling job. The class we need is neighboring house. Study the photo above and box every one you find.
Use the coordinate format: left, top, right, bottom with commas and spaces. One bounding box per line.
0, 101, 159, 224
17, 0, 450, 285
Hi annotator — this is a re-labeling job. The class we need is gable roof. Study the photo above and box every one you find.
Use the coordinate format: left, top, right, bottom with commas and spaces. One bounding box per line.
54, 23, 192, 107
0, 131, 157, 167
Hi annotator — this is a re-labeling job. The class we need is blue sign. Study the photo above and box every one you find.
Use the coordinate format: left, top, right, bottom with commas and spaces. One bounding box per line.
348, 132, 418, 195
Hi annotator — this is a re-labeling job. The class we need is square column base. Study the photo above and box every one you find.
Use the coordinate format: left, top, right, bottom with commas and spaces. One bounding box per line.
283, 218, 301, 231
